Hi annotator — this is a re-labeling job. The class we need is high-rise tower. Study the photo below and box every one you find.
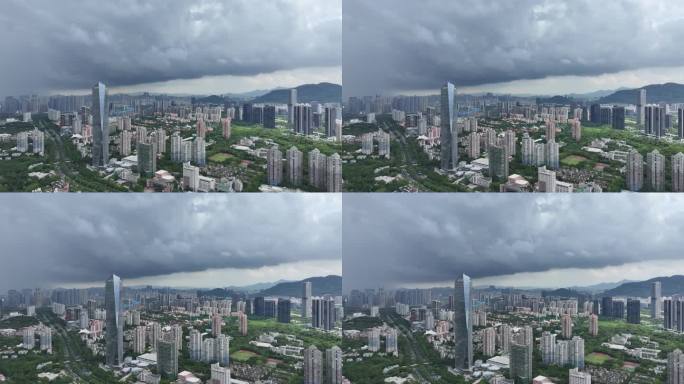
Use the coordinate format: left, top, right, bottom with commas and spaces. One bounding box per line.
454, 274, 473, 370
92, 82, 110, 166
105, 274, 123, 366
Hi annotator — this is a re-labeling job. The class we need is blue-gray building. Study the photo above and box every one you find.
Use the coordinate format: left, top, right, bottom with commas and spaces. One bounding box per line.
105, 274, 123, 366
454, 274, 472, 370
92, 82, 109, 166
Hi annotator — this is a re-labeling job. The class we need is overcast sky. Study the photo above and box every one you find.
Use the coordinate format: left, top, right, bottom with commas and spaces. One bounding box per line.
343, 0, 684, 97
0, 0, 341, 97
343, 194, 684, 292
0, 194, 341, 291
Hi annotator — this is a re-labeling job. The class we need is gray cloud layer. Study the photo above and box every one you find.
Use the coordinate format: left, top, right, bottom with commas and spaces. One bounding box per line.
0, 194, 341, 290
343, 194, 684, 291
0, 0, 341, 96
343, 0, 684, 96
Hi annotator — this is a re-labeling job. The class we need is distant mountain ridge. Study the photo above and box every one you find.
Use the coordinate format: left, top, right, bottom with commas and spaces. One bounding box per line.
252, 82, 341, 104
192, 83, 341, 105
257, 275, 341, 298
598, 83, 684, 104
603, 275, 684, 297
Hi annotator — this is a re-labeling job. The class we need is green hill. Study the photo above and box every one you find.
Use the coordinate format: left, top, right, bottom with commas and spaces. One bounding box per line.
257, 275, 341, 298
603, 275, 684, 297
598, 83, 684, 104
252, 83, 341, 104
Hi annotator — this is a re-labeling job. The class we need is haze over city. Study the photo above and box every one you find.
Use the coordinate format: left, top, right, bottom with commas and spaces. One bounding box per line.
0, 0, 341, 97
343, 194, 684, 291
0, 194, 342, 291
343, 0, 684, 97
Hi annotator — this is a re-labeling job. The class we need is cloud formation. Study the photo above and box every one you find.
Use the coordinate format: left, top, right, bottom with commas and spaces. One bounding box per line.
0, 0, 341, 96
343, 194, 684, 291
343, 0, 684, 96
0, 194, 341, 290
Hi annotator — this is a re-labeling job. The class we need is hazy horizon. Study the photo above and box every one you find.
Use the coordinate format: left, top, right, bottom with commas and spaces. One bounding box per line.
0, 0, 341, 97
343, 0, 684, 98
0, 194, 342, 292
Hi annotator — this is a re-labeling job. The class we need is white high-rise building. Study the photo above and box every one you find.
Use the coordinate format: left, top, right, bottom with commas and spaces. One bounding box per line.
16, 131, 29, 152
326, 153, 342, 192
170, 132, 182, 162
589, 314, 598, 336
646, 149, 665, 191
361, 133, 373, 155
32, 129, 44, 155
215, 334, 230, 367
38, 327, 52, 353
504, 130, 516, 156
570, 336, 585, 369
482, 327, 496, 357
202, 338, 216, 363
193, 137, 206, 166
181, 140, 193, 163
521, 133, 534, 165
325, 346, 343, 384
538, 166, 557, 193
540, 331, 556, 365
652, 281, 662, 320
368, 327, 381, 352
267, 146, 283, 186
304, 345, 322, 384
22, 327, 34, 349
571, 119, 582, 141
468, 132, 480, 159
120, 130, 132, 156
668, 349, 684, 384
499, 324, 511, 353
626, 150, 644, 192
155, 128, 166, 154
212, 314, 222, 337
674, 153, 684, 192
210, 363, 231, 384
377, 130, 391, 159
546, 141, 559, 170
134, 326, 146, 354
189, 329, 202, 361
302, 282, 312, 318
308, 149, 327, 190
386, 328, 398, 356
561, 314, 573, 339
637, 89, 647, 126
534, 142, 546, 166
182, 162, 200, 192
148, 322, 161, 352
222, 117, 232, 139
286, 146, 303, 186
569, 368, 591, 384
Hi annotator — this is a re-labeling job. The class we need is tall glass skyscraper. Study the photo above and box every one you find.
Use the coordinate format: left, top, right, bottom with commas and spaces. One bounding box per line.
105, 274, 123, 366
92, 82, 109, 166
440, 82, 456, 171
454, 273, 472, 370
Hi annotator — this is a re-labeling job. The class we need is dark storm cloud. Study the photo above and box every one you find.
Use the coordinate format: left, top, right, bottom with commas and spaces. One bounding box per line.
0, 0, 340, 96
342, 194, 684, 291
343, 0, 684, 97
0, 194, 340, 290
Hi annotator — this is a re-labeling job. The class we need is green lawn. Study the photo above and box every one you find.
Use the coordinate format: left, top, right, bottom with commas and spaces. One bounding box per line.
208, 152, 233, 163
586, 352, 613, 365
561, 155, 588, 166
231, 350, 258, 362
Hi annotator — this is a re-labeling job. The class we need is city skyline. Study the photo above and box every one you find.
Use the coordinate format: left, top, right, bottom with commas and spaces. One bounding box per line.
0, 194, 341, 291
343, 194, 684, 291
0, 0, 341, 97
343, 0, 684, 97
